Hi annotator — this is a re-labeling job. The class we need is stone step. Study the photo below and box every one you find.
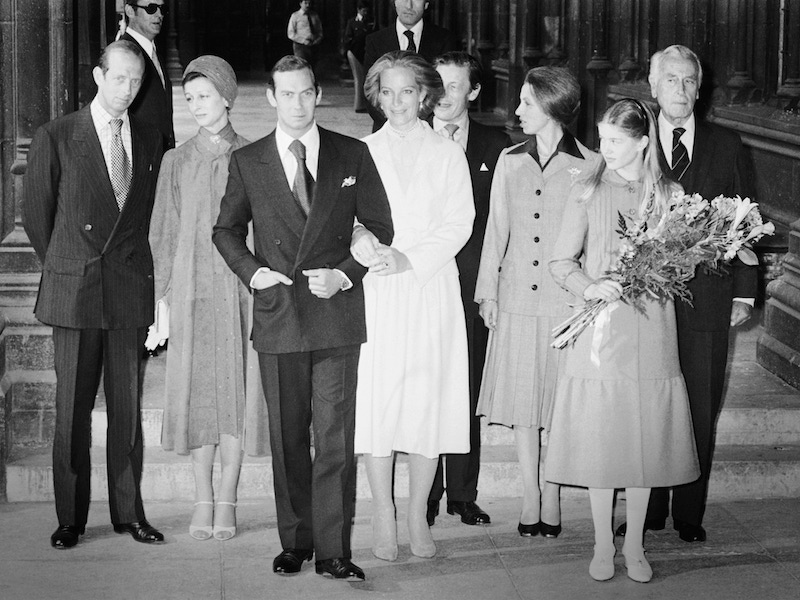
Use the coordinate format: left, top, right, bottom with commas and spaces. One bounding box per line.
7, 443, 800, 502
0, 272, 40, 305
0, 227, 42, 274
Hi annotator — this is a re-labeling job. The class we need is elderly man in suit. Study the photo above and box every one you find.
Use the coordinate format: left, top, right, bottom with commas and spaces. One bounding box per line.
363, 0, 458, 131
616, 44, 756, 543
120, 0, 174, 150
23, 40, 165, 549
426, 51, 511, 528
213, 56, 393, 582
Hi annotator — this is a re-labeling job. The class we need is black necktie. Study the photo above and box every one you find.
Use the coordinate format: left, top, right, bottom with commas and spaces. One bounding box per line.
289, 139, 313, 216
671, 127, 690, 181
404, 30, 417, 53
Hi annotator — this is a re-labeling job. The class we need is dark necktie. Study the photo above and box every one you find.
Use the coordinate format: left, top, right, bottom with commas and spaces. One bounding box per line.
306, 12, 315, 36
109, 118, 131, 210
289, 139, 313, 216
444, 124, 459, 140
404, 30, 417, 52
671, 127, 690, 181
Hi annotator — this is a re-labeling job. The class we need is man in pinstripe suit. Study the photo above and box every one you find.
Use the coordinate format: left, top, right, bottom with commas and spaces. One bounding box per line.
23, 40, 165, 549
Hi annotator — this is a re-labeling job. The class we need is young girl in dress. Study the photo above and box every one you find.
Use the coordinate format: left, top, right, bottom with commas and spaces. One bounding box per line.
546, 98, 700, 582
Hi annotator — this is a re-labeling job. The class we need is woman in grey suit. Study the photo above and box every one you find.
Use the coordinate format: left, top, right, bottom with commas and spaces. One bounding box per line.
475, 67, 599, 539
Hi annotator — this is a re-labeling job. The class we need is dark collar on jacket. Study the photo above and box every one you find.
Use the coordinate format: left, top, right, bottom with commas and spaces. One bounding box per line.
509, 130, 582, 170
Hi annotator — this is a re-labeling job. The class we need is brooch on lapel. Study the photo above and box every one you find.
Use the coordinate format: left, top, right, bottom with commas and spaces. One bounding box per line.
341, 176, 356, 188
568, 168, 581, 176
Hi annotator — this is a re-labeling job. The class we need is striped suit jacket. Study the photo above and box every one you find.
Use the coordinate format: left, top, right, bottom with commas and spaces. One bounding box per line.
23, 105, 163, 330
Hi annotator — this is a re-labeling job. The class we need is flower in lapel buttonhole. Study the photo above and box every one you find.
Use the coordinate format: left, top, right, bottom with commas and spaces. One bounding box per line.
341, 176, 356, 187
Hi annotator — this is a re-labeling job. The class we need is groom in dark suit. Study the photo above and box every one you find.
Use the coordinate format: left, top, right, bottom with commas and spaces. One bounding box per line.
23, 40, 164, 549
616, 44, 757, 543
213, 56, 393, 581
426, 52, 511, 527
363, 0, 459, 131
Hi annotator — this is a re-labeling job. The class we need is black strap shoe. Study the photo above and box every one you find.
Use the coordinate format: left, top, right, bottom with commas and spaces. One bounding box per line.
113, 520, 165, 544
51, 525, 84, 549
315, 557, 365, 581
273, 548, 314, 574
447, 501, 491, 525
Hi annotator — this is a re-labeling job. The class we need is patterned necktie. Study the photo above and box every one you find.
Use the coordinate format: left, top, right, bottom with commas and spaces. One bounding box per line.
151, 45, 165, 87
444, 124, 459, 141
109, 118, 131, 210
671, 127, 690, 181
404, 30, 417, 52
289, 139, 313, 216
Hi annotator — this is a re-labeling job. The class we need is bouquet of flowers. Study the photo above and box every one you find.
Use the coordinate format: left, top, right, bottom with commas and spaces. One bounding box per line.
551, 192, 775, 349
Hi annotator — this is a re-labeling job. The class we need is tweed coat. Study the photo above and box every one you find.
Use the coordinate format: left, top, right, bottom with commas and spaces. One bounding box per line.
474, 134, 601, 317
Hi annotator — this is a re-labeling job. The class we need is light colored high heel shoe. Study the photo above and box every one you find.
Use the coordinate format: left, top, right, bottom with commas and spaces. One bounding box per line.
622, 547, 653, 583
190, 501, 214, 541
372, 506, 398, 561
213, 501, 237, 541
589, 543, 616, 581
408, 512, 436, 558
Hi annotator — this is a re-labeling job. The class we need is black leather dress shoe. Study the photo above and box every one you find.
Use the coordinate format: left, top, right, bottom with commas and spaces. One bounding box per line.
427, 500, 440, 526
674, 520, 706, 542
113, 520, 165, 544
315, 557, 365, 581
540, 521, 562, 538
273, 548, 314, 574
51, 525, 84, 549
614, 518, 666, 537
447, 501, 491, 525
518, 522, 540, 537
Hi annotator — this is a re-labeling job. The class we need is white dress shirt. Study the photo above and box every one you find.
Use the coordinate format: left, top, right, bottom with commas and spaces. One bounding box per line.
90, 98, 133, 176
658, 111, 696, 168
433, 114, 470, 152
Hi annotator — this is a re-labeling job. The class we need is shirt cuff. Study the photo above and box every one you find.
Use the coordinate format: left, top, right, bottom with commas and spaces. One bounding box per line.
334, 269, 353, 291
733, 297, 755, 307
249, 266, 271, 289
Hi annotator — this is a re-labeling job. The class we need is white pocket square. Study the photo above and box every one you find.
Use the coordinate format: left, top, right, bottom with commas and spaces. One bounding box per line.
479, 163, 489, 172
341, 176, 356, 187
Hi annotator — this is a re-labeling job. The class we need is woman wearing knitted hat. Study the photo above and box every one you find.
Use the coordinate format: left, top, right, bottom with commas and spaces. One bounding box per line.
149, 55, 266, 541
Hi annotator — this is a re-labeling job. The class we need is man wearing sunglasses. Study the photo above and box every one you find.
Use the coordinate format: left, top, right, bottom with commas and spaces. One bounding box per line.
120, 0, 174, 150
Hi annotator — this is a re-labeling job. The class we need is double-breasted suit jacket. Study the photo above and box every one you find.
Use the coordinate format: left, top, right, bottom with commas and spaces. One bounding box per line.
24, 106, 161, 330
362, 20, 459, 130
649, 116, 757, 527
23, 104, 162, 529
213, 127, 394, 354
120, 32, 174, 150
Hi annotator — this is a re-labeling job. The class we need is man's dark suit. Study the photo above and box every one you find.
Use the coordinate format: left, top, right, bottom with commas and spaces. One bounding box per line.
23, 106, 162, 529
649, 118, 757, 527
120, 32, 174, 150
430, 120, 511, 506
213, 126, 393, 561
363, 20, 459, 130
